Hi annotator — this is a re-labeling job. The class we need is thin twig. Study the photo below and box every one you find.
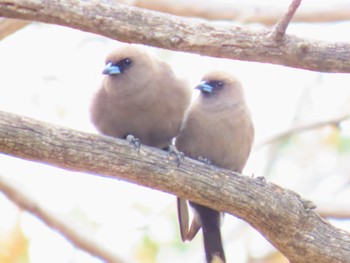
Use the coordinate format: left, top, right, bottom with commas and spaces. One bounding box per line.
0, 174, 125, 263
271, 0, 302, 41
256, 113, 350, 149
316, 202, 350, 219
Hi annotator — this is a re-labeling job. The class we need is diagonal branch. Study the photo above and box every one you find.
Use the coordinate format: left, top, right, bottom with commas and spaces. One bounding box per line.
0, 110, 350, 262
256, 113, 350, 149
0, 174, 125, 263
0, 18, 30, 40
0, 0, 350, 72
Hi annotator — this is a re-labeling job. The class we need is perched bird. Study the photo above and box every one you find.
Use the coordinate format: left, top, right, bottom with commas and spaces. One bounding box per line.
90, 45, 191, 149
175, 71, 254, 263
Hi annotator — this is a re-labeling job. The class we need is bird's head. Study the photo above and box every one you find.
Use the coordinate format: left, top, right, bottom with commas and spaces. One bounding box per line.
103, 45, 152, 76
102, 45, 157, 94
196, 71, 245, 104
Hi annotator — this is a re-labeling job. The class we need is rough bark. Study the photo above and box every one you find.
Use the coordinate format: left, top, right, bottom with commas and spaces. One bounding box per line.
1, 110, 350, 263
0, 0, 350, 72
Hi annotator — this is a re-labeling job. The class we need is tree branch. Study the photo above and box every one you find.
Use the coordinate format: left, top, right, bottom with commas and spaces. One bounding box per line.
0, 0, 350, 72
1, 110, 350, 262
256, 113, 350, 149
0, 18, 30, 40
0, 174, 125, 263
316, 202, 350, 219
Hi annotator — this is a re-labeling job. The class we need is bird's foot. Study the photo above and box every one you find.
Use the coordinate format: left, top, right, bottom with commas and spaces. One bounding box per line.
254, 176, 267, 186
126, 134, 141, 152
198, 156, 212, 166
167, 145, 185, 167
300, 197, 317, 212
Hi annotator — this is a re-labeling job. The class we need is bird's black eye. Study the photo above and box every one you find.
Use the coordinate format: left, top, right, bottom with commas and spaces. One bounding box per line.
209, 80, 225, 90
117, 58, 133, 72
216, 81, 224, 88
123, 58, 132, 66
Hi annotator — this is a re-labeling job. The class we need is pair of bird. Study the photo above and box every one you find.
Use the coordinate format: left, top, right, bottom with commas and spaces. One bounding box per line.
90, 45, 254, 263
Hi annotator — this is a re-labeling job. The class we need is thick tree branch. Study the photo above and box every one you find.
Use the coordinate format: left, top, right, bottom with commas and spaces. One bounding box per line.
0, 174, 124, 263
126, 0, 350, 25
1, 110, 350, 262
0, 0, 350, 72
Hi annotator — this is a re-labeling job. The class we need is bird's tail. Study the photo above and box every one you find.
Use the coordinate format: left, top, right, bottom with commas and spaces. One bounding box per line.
190, 202, 226, 263
202, 224, 226, 263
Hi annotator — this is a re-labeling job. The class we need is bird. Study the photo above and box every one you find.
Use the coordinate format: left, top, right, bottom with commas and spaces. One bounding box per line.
175, 71, 255, 263
90, 45, 191, 150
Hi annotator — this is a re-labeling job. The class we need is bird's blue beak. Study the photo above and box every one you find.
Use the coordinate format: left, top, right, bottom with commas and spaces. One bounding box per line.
102, 62, 121, 75
195, 81, 213, 93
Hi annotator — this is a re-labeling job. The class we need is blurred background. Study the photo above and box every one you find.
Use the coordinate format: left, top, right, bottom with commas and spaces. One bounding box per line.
1, 0, 350, 262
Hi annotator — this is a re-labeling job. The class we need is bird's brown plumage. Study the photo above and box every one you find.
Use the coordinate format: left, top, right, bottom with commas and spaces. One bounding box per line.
90, 45, 191, 149
175, 71, 254, 263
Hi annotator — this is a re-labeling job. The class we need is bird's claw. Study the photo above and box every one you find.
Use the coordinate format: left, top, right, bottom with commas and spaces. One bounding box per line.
198, 156, 212, 166
126, 134, 141, 152
300, 197, 316, 212
254, 176, 266, 186
167, 145, 185, 166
